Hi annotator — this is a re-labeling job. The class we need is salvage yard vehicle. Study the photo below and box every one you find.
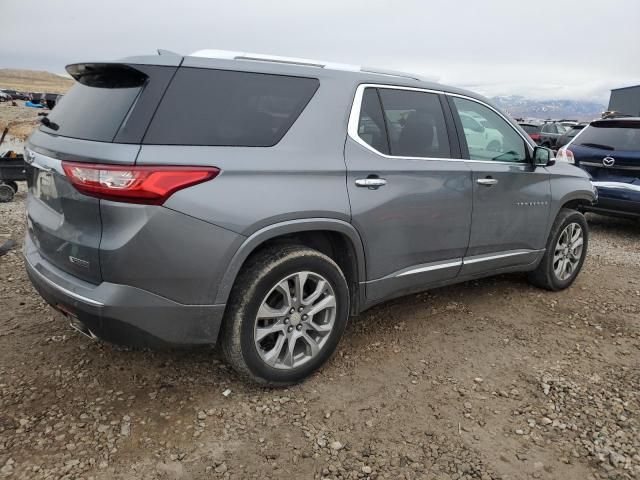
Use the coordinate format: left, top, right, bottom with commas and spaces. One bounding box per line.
557, 117, 640, 219
24, 50, 597, 385
539, 121, 568, 149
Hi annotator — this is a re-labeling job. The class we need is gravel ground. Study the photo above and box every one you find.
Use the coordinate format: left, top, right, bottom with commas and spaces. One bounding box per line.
1, 190, 639, 480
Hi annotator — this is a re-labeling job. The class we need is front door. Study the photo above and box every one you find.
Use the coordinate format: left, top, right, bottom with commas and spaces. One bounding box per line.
448, 96, 551, 275
345, 86, 473, 301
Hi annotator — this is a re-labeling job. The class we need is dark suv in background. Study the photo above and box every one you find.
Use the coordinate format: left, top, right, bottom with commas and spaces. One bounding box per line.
539, 122, 568, 149
557, 117, 640, 218
24, 50, 596, 384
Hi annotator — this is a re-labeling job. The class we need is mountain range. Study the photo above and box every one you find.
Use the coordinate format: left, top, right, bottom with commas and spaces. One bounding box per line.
491, 95, 606, 121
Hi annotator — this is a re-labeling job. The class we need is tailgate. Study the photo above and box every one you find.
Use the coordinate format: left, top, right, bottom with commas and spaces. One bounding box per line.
24, 62, 176, 284
25, 138, 141, 284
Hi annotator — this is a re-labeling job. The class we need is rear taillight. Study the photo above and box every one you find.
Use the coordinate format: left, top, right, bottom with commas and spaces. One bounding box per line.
556, 148, 575, 164
529, 133, 541, 141
62, 162, 220, 205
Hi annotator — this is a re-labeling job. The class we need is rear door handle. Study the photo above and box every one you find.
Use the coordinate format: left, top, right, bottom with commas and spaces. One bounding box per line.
477, 178, 498, 186
355, 178, 387, 188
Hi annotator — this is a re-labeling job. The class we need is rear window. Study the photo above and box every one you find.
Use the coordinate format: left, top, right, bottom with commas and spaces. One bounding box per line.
576, 121, 640, 151
519, 124, 540, 134
40, 67, 144, 142
143, 68, 319, 146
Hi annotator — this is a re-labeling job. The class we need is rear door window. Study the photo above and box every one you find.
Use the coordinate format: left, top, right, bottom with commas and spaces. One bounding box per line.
377, 88, 451, 158
144, 68, 319, 146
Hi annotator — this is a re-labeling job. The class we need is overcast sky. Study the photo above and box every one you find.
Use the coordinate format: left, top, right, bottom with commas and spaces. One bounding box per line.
2, 0, 638, 103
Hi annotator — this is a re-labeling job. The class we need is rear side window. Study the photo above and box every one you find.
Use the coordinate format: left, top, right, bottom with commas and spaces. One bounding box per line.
378, 89, 451, 158
355, 87, 451, 158
576, 121, 640, 151
144, 68, 319, 146
40, 65, 145, 142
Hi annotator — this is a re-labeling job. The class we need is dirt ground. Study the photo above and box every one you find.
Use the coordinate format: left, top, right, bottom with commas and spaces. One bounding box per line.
0, 89, 639, 480
0, 70, 72, 141
1, 188, 639, 480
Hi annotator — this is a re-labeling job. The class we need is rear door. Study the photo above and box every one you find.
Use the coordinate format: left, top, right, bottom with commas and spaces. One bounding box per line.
25, 63, 176, 283
448, 95, 551, 275
345, 85, 472, 301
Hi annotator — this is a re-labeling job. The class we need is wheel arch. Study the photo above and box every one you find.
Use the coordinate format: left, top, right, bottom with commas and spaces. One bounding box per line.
215, 219, 366, 314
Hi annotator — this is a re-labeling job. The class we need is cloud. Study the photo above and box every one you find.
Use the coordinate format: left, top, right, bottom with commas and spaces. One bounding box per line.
1, 0, 638, 102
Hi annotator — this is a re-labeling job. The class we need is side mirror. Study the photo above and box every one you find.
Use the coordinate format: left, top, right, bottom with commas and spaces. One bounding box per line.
533, 146, 555, 167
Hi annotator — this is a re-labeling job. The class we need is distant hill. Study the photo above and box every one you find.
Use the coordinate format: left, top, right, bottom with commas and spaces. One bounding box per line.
0, 69, 73, 94
491, 95, 606, 121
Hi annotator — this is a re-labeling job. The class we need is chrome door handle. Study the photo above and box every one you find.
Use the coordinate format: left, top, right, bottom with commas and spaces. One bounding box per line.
477, 178, 498, 186
355, 178, 387, 188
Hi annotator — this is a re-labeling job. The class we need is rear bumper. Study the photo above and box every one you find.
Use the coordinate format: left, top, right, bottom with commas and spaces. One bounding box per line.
24, 236, 226, 347
587, 181, 640, 218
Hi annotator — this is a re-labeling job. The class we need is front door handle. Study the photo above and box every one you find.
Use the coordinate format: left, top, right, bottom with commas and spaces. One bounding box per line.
355, 178, 387, 189
477, 178, 498, 186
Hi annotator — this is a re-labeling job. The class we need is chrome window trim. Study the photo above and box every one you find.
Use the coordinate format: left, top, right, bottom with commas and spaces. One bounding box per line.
347, 84, 535, 164
25, 257, 105, 307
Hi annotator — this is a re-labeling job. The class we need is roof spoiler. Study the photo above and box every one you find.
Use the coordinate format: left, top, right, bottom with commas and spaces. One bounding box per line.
65, 63, 148, 88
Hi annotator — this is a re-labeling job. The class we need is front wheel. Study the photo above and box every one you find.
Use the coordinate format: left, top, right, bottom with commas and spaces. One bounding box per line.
221, 245, 350, 385
528, 208, 588, 291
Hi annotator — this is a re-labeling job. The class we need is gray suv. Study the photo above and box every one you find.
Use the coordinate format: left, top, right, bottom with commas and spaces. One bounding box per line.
24, 50, 596, 385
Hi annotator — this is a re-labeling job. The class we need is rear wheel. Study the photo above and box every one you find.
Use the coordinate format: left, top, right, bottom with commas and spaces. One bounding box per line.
528, 208, 588, 291
221, 245, 349, 385
6, 181, 18, 193
0, 184, 14, 202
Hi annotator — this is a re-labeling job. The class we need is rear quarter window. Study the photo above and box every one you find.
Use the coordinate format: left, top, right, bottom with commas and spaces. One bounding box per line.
40, 82, 142, 142
143, 68, 320, 146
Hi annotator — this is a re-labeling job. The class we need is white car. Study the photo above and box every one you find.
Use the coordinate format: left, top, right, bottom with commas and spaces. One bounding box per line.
459, 111, 504, 154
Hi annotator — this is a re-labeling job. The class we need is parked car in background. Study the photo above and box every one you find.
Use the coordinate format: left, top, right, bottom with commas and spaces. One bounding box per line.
557, 117, 640, 219
539, 122, 568, 149
518, 123, 542, 144
557, 123, 586, 148
0, 91, 11, 102
24, 50, 596, 385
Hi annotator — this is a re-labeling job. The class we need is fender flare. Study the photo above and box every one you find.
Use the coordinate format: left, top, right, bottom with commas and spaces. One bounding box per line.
214, 218, 366, 304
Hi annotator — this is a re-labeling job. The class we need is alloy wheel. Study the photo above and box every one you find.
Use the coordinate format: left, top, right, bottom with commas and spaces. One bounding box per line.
254, 271, 336, 369
553, 222, 584, 281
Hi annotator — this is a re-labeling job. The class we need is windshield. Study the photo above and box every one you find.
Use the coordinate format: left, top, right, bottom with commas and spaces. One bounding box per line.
577, 122, 640, 151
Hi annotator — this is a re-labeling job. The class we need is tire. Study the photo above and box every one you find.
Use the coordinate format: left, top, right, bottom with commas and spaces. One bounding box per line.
6, 181, 18, 193
0, 184, 14, 203
221, 244, 350, 386
528, 208, 588, 291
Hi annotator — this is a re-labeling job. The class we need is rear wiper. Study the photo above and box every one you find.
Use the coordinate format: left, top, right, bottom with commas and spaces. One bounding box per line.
579, 142, 614, 151
40, 116, 59, 131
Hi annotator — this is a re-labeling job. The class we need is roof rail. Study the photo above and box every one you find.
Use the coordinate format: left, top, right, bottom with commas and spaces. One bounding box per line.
188, 49, 423, 80
360, 67, 422, 81
190, 49, 360, 72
